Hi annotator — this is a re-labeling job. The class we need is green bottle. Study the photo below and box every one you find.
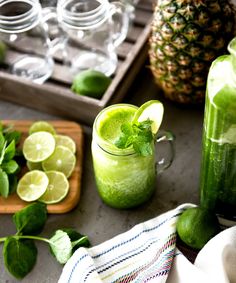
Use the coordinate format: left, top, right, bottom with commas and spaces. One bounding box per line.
200, 37, 236, 227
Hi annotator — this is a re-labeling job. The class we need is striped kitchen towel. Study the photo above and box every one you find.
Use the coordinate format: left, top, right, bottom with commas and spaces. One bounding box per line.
58, 203, 194, 283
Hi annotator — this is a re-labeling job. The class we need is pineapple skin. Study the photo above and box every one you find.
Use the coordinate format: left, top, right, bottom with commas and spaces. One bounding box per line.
149, 0, 236, 104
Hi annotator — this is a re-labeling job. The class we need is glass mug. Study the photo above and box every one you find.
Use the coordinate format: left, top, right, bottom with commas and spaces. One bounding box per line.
57, 0, 130, 76
91, 104, 175, 209
0, 0, 54, 83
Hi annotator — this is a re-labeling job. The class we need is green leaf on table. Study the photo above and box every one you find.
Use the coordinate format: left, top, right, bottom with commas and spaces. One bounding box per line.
115, 120, 154, 156
13, 202, 47, 235
1, 160, 19, 174
0, 168, 9, 198
49, 230, 72, 264
3, 140, 15, 161
3, 237, 37, 279
62, 228, 90, 252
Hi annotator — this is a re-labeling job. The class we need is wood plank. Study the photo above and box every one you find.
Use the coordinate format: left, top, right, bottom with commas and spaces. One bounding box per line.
126, 25, 144, 43
0, 120, 83, 214
133, 9, 153, 26
0, 2, 153, 125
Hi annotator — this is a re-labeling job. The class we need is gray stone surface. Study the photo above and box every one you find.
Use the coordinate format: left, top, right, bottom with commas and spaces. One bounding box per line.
0, 67, 204, 282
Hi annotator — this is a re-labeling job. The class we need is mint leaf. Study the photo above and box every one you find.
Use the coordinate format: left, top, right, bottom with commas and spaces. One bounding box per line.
5, 130, 21, 145
115, 120, 154, 156
3, 140, 15, 161
0, 168, 9, 198
3, 237, 37, 279
62, 228, 90, 253
49, 230, 72, 264
13, 202, 47, 235
1, 160, 19, 174
0, 132, 5, 152
8, 174, 18, 194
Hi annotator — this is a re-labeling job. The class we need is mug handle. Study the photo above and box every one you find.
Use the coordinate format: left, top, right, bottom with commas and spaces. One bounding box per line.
109, 2, 130, 48
155, 130, 175, 174
42, 7, 65, 55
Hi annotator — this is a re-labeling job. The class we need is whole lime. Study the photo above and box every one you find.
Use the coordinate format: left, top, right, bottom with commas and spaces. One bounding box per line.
176, 206, 220, 250
71, 69, 112, 99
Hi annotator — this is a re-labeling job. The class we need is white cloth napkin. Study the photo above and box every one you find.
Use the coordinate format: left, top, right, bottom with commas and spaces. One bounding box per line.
58, 204, 236, 283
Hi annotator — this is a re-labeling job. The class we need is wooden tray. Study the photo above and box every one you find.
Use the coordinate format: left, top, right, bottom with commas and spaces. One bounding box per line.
0, 0, 154, 125
0, 120, 83, 214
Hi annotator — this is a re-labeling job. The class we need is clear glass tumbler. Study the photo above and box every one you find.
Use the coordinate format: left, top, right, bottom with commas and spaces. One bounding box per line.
0, 0, 54, 83
57, 0, 129, 76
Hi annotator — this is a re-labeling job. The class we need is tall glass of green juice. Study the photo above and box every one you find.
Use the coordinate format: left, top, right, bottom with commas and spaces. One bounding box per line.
92, 103, 174, 209
200, 37, 236, 226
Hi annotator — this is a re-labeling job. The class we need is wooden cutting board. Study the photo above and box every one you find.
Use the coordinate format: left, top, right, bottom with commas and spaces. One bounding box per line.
0, 120, 83, 214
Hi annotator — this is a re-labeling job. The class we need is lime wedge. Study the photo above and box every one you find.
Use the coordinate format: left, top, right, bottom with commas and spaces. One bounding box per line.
132, 100, 164, 134
55, 135, 76, 154
23, 131, 56, 163
17, 170, 49, 202
42, 146, 76, 178
29, 121, 56, 135
39, 171, 69, 204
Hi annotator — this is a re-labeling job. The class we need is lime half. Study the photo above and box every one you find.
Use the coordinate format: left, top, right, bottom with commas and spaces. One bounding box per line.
17, 170, 49, 202
39, 171, 69, 204
23, 131, 56, 163
29, 121, 56, 135
55, 135, 76, 154
132, 100, 164, 134
42, 146, 76, 178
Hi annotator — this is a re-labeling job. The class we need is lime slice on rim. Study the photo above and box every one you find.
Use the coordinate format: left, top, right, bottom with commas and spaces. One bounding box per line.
132, 100, 164, 134
39, 171, 69, 204
54, 135, 76, 154
29, 121, 56, 135
23, 131, 56, 163
17, 170, 49, 202
42, 146, 76, 178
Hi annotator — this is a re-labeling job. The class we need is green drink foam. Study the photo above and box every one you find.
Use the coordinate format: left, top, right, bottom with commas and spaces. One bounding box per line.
97, 105, 137, 144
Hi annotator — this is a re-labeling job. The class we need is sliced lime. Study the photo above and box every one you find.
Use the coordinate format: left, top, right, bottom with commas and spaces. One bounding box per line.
55, 135, 76, 154
132, 100, 164, 134
23, 131, 56, 163
39, 171, 69, 204
17, 170, 49, 202
29, 121, 56, 135
42, 146, 76, 178
26, 161, 43, 171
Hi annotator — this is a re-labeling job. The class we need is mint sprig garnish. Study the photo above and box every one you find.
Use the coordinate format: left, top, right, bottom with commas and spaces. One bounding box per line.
115, 119, 154, 156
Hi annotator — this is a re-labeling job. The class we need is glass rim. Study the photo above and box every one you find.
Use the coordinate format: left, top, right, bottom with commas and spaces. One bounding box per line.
0, 0, 41, 33
228, 37, 236, 56
58, 0, 110, 29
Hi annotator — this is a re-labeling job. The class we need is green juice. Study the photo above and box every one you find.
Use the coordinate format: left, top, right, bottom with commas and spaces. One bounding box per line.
92, 104, 156, 209
200, 53, 236, 223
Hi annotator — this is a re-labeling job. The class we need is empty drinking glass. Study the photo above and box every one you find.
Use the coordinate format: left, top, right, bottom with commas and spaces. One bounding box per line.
57, 0, 129, 76
0, 0, 54, 83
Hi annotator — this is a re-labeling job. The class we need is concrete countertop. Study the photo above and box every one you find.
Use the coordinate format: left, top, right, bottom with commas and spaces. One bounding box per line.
0, 67, 204, 283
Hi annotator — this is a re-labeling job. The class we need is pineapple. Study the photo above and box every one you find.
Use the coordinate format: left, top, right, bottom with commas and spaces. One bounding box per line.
149, 0, 236, 104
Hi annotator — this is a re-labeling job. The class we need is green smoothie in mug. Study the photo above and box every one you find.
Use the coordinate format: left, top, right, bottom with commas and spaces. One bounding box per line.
91, 101, 174, 209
